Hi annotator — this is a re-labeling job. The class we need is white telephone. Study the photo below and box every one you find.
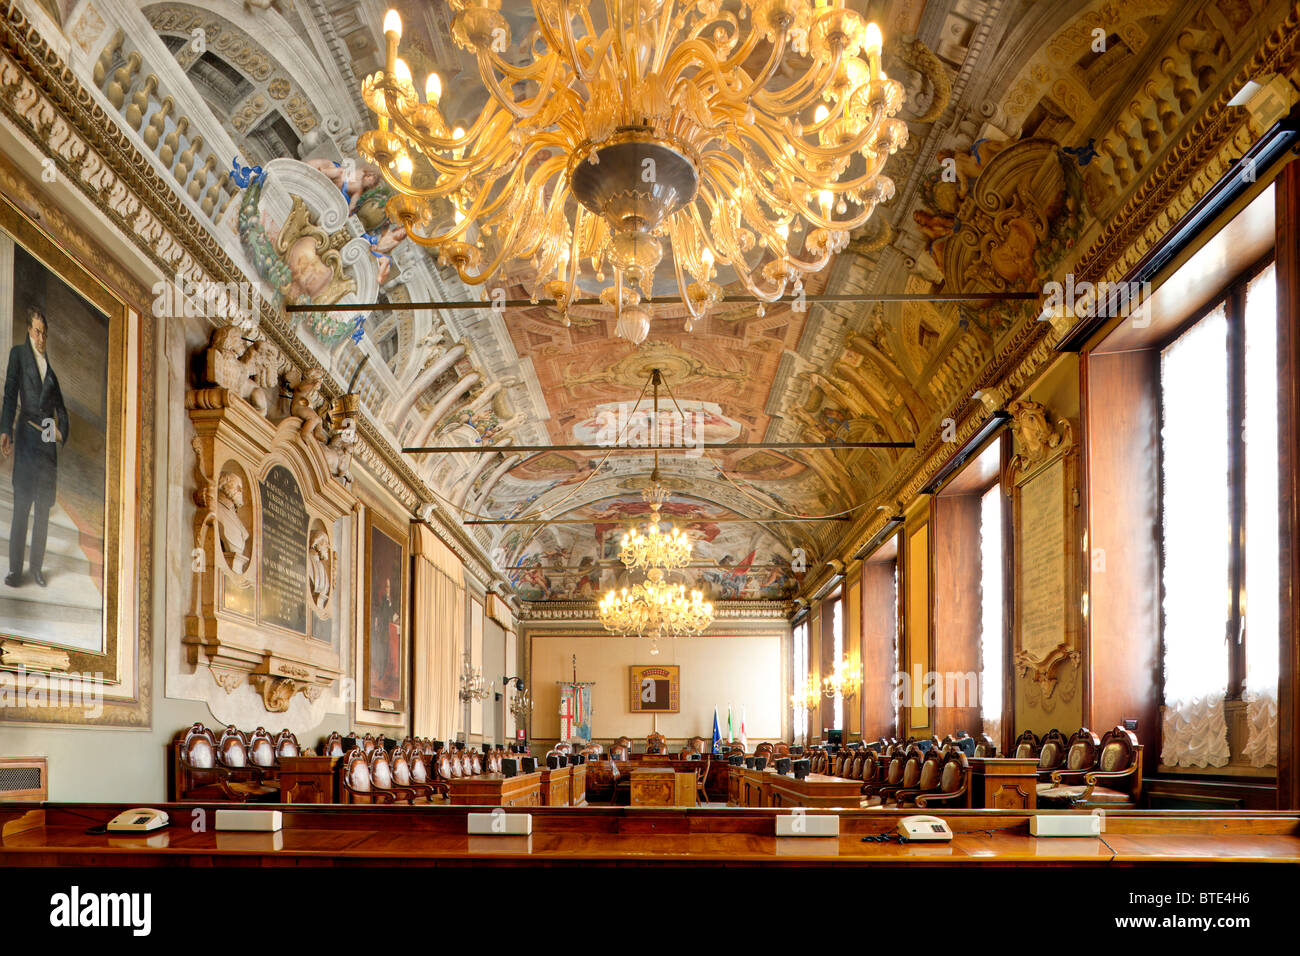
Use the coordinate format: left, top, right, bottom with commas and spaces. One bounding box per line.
896, 814, 953, 842
106, 808, 170, 833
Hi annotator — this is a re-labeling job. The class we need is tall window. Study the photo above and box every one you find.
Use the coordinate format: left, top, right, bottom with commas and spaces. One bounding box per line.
792, 618, 809, 745
978, 484, 1004, 741
1159, 262, 1279, 768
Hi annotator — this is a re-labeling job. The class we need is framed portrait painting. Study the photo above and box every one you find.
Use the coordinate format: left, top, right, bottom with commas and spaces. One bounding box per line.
0, 193, 146, 726
362, 507, 407, 715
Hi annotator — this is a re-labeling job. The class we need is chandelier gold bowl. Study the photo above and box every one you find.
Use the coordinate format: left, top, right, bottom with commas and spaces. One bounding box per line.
361, 0, 906, 334
598, 567, 715, 637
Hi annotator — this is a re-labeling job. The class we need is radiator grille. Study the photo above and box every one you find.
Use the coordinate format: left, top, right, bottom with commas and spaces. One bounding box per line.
0, 765, 43, 793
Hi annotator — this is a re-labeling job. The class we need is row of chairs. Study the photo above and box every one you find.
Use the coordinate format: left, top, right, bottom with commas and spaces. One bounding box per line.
1011, 726, 1143, 807
341, 742, 517, 804
861, 745, 972, 809
174, 723, 301, 802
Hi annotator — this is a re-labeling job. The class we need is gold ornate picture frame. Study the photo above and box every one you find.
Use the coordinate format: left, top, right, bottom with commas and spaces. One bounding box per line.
0, 192, 150, 727
361, 505, 408, 717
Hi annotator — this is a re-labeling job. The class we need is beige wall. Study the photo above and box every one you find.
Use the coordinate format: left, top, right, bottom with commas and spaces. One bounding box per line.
528, 632, 787, 743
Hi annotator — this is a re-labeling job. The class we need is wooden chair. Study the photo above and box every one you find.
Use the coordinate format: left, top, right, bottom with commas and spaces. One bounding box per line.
688, 735, 710, 755
608, 744, 631, 760
322, 732, 346, 757
613, 736, 632, 753
1011, 729, 1040, 759
678, 744, 700, 760
248, 727, 278, 771
1034, 729, 1068, 781
1039, 726, 1143, 808
579, 744, 603, 761
646, 732, 669, 755
974, 733, 998, 758
361, 733, 378, 754
342, 748, 409, 804
174, 723, 231, 801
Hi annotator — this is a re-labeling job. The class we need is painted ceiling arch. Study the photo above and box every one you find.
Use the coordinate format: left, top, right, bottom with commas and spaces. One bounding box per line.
58, 0, 1296, 602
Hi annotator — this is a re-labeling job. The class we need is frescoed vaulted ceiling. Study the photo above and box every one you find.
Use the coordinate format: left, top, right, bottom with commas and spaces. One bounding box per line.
48, 0, 1292, 604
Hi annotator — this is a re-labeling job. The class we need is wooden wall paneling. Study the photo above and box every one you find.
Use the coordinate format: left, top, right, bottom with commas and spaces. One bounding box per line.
903, 507, 932, 734
1081, 348, 1164, 750
861, 549, 900, 741
845, 570, 862, 738
1276, 161, 1300, 809
931, 494, 984, 739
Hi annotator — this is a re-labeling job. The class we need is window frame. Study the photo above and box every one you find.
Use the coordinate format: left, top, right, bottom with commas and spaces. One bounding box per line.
1155, 252, 1277, 704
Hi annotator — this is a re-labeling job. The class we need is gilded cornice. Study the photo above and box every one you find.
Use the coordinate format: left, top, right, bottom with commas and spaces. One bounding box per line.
520, 600, 792, 624
0, 0, 505, 592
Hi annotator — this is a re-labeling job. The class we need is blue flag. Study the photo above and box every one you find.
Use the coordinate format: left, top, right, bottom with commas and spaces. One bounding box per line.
711, 708, 722, 755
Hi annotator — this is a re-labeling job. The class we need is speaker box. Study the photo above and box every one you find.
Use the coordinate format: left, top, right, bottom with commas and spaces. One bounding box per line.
729, 755, 743, 766
754, 757, 768, 771
0, 757, 47, 801
546, 755, 560, 769
775, 757, 792, 775
521, 757, 537, 772
501, 758, 518, 778
793, 759, 811, 780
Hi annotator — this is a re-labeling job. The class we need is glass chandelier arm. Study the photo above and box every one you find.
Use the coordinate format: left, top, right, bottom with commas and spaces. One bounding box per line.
751, 45, 843, 113
474, 48, 567, 121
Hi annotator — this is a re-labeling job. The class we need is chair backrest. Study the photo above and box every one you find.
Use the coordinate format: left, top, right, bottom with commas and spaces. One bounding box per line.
579, 745, 603, 760
1097, 726, 1141, 776
410, 752, 431, 784
248, 727, 277, 768
369, 749, 395, 790
647, 732, 668, 754
391, 749, 415, 787
916, 750, 943, 791
678, 745, 699, 759
470, 751, 483, 774
1065, 727, 1101, 771
899, 747, 925, 788
609, 744, 630, 760
436, 751, 454, 780
362, 733, 378, 754
218, 726, 250, 768
1037, 730, 1068, 771
182, 723, 218, 770
974, 733, 997, 758
939, 750, 969, 794
272, 729, 299, 758
324, 732, 345, 758
614, 736, 632, 750
345, 749, 371, 793
1012, 729, 1040, 759
554, 742, 572, 754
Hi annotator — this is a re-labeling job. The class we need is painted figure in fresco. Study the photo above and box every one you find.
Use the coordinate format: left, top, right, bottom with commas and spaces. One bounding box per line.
0, 307, 69, 588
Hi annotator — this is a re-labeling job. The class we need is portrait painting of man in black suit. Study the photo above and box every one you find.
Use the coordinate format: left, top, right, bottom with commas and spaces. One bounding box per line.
1, 307, 69, 588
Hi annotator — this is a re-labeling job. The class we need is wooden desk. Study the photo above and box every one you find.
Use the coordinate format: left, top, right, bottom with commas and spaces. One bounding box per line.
968, 757, 1038, 809
569, 764, 587, 806
630, 769, 676, 806
586, 759, 726, 802
5, 803, 1298, 866
279, 756, 340, 804
445, 772, 542, 807
538, 766, 571, 807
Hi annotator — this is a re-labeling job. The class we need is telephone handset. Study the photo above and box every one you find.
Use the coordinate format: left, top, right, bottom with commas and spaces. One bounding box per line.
896, 814, 953, 842
106, 808, 170, 832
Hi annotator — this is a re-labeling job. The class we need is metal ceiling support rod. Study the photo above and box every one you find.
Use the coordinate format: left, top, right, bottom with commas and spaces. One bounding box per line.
287, 291, 1039, 313
464, 516, 851, 524
404, 440, 914, 453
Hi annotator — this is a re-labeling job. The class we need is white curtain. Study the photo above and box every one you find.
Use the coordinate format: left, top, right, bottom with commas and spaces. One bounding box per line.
1159, 305, 1231, 767
1243, 264, 1279, 767
978, 485, 1003, 742
412, 524, 465, 741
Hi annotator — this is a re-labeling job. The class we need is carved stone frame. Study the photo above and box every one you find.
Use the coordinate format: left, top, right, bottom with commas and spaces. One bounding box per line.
1005, 404, 1081, 698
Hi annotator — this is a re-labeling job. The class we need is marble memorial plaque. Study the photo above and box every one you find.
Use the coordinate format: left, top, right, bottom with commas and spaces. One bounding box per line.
259, 465, 309, 633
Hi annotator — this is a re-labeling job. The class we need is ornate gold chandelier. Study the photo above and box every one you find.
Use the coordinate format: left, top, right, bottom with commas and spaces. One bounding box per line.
598, 568, 714, 637
360, 1, 905, 334
620, 481, 692, 571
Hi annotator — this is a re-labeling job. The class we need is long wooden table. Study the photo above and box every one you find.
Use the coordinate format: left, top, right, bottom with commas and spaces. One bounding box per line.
4, 803, 1298, 865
